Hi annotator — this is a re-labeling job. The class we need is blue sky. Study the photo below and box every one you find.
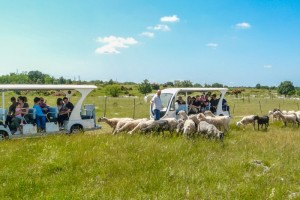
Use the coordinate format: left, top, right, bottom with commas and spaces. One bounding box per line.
1, 0, 300, 87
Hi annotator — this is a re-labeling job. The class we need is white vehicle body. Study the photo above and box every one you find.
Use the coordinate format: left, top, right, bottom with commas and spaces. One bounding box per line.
149, 88, 229, 119
0, 84, 100, 139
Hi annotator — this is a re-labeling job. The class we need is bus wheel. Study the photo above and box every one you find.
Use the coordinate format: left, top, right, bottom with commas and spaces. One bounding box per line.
0, 130, 9, 141
70, 125, 84, 134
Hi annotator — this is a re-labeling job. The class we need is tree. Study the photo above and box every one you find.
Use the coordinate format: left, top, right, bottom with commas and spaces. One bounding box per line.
277, 81, 295, 97
151, 83, 160, 90
28, 70, 45, 83
255, 83, 261, 89
105, 85, 121, 97
193, 83, 202, 87
138, 79, 152, 95
296, 89, 300, 96
181, 80, 193, 87
107, 79, 114, 85
164, 81, 174, 87
173, 80, 193, 87
212, 83, 223, 87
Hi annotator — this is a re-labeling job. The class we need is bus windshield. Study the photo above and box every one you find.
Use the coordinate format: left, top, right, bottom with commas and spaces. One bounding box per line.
160, 93, 173, 110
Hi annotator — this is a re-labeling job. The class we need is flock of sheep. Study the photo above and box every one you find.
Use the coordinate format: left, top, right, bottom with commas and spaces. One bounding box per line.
98, 108, 300, 141
236, 109, 300, 130
98, 110, 231, 140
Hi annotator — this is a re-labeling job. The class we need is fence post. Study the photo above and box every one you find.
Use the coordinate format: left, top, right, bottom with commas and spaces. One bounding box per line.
259, 101, 262, 114
233, 104, 235, 114
104, 96, 107, 117
133, 98, 136, 119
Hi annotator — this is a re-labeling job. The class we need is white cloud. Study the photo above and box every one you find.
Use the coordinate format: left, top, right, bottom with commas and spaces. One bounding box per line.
95, 36, 138, 54
147, 24, 170, 31
160, 15, 180, 23
263, 65, 272, 68
235, 22, 251, 29
206, 43, 219, 48
140, 32, 155, 38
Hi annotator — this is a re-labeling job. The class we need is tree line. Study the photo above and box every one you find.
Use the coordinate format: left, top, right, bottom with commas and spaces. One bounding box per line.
0, 71, 299, 97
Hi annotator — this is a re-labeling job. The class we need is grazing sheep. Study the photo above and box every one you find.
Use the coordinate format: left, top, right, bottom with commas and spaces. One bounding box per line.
98, 117, 133, 133
183, 119, 196, 137
177, 110, 188, 120
273, 111, 299, 127
141, 120, 169, 134
236, 115, 256, 129
177, 110, 200, 125
113, 118, 135, 134
203, 110, 216, 117
253, 115, 269, 130
115, 118, 147, 134
197, 121, 224, 140
163, 118, 180, 133
188, 115, 200, 125
198, 113, 230, 132
127, 119, 154, 135
176, 119, 185, 134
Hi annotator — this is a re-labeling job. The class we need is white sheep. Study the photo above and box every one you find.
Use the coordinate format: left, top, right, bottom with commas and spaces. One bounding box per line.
177, 110, 188, 121
127, 119, 154, 134
163, 118, 180, 133
236, 115, 256, 129
273, 111, 299, 127
203, 110, 216, 117
140, 120, 169, 134
112, 118, 134, 134
98, 117, 133, 133
183, 119, 196, 137
176, 119, 185, 134
177, 110, 199, 125
197, 121, 224, 140
115, 118, 147, 134
198, 113, 230, 132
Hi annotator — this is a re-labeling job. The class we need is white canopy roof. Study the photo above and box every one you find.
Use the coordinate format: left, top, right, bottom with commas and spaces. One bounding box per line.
161, 87, 228, 94
0, 84, 97, 90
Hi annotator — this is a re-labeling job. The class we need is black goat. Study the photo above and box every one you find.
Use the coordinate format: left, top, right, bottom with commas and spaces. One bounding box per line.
254, 115, 269, 130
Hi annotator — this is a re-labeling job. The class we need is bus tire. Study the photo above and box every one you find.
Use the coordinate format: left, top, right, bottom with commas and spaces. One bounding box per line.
0, 130, 9, 141
70, 124, 84, 134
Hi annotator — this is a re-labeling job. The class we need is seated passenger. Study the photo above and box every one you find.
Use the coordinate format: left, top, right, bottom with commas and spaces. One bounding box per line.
210, 94, 219, 114
221, 95, 230, 115
57, 97, 74, 127
176, 96, 186, 113
39, 97, 49, 114
176, 96, 186, 105
11, 96, 28, 134
5, 97, 17, 126
33, 97, 46, 132
189, 95, 201, 114
200, 94, 211, 112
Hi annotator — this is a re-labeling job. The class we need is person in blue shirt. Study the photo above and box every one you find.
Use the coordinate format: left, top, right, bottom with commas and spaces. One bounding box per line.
33, 97, 46, 132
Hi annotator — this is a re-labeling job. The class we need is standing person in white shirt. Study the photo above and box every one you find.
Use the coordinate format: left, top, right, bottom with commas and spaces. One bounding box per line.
150, 90, 162, 120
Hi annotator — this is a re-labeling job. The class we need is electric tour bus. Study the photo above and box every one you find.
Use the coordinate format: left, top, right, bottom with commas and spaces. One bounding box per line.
0, 84, 100, 139
149, 88, 229, 119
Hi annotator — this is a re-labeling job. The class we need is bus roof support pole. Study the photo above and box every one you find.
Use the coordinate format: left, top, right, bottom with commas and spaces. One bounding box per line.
185, 91, 188, 113
2, 91, 5, 122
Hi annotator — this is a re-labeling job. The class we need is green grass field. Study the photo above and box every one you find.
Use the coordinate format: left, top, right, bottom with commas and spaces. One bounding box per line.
1, 92, 300, 199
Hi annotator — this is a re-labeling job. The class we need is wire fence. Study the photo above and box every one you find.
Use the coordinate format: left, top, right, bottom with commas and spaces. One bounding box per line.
83, 95, 300, 120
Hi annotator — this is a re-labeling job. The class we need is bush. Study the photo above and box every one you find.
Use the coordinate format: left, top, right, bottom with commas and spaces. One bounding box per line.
105, 85, 121, 97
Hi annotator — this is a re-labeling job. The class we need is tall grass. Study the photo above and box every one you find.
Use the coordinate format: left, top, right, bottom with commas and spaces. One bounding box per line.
1, 92, 300, 199
1, 127, 300, 199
